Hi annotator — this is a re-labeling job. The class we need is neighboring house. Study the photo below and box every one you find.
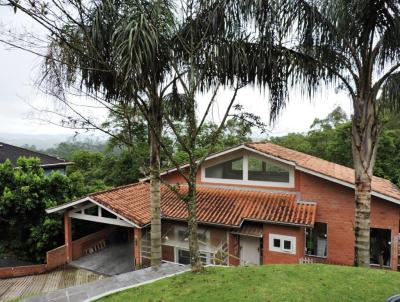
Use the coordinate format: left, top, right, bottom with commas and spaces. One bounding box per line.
47, 142, 400, 271
0, 142, 72, 175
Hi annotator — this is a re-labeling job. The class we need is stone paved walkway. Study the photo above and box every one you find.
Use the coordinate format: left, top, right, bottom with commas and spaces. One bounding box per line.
0, 267, 105, 302
21, 263, 189, 302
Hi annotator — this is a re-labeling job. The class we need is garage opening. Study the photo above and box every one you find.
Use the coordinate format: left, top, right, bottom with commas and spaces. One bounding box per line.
71, 225, 135, 275
370, 228, 391, 267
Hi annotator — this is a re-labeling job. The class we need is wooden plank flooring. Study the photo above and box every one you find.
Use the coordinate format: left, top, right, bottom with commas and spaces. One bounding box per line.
0, 266, 105, 302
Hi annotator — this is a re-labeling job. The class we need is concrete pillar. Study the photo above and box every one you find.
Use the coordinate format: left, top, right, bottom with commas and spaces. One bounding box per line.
64, 211, 73, 263
391, 233, 398, 271
134, 228, 142, 268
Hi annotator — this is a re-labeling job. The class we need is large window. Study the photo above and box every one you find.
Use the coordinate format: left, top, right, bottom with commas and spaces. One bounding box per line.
269, 234, 296, 254
305, 222, 327, 257
370, 228, 391, 267
248, 156, 290, 182
205, 157, 243, 180
203, 153, 293, 187
177, 249, 191, 265
176, 249, 211, 265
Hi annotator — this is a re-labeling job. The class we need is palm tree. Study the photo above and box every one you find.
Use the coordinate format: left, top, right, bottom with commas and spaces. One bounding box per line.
43, 0, 175, 267
239, 0, 400, 267
7, 0, 249, 271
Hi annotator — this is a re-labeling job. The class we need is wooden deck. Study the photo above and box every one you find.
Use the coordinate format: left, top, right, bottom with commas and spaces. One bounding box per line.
0, 266, 105, 302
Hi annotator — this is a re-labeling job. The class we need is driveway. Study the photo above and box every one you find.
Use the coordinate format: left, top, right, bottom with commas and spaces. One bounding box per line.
0, 266, 105, 302
21, 262, 188, 302
71, 243, 134, 276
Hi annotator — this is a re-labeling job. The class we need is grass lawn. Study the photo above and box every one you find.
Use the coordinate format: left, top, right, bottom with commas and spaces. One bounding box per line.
98, 264, 400, 302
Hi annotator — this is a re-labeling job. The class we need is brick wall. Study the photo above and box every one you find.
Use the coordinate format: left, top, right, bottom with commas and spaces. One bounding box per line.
72, 226, 115, 260
263, 224, 305, 264
46, 245, 67, 270
228, 233, 240, 266
0, 264, 47, 279
299, 171, 400, 270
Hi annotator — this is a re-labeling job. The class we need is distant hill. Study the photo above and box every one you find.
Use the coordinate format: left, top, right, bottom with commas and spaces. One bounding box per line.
0, 132, 107, 149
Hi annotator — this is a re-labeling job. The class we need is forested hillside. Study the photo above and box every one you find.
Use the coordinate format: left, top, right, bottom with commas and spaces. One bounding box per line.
270, 107, 400, 187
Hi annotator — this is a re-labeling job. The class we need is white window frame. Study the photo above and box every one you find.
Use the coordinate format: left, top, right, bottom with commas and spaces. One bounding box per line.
269, 234, 296, 254
201, 150, 295, 188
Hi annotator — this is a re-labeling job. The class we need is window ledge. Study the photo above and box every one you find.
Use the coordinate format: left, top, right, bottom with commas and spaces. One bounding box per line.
370, 264, 391, 269
305, 254, 327, 259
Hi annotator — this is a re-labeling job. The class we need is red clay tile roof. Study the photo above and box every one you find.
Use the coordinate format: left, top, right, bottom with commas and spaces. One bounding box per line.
246, 142, 400, 202
89, 182, 316, 228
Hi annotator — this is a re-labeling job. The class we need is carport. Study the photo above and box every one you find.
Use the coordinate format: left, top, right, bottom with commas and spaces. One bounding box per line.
46, 197, 143, 275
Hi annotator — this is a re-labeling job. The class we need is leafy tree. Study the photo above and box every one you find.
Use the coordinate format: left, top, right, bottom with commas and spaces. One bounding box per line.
241, 0, 400, 267
45, 140, 107, 161
0, 157, 79, 262
173, 119, 253, 165
67, 150, 109, 194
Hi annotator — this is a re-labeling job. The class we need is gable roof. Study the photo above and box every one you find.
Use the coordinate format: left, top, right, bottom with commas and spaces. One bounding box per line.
0, 142, 71, 167
48, 182, 317, 228
245, 142, 400, 203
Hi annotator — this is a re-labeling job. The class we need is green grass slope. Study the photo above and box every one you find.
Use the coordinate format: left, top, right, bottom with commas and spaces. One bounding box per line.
98, 264, 400, 302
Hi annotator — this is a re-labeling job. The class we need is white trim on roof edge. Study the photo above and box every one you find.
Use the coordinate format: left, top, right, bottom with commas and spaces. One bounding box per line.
46, 196, 141, 228
46, 197, 90, 213
41, 162, 74, 167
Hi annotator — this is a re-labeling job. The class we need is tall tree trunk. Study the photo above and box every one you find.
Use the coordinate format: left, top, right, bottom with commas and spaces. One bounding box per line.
352, 94, 379, 267
186, 169, 203, 272
150, 96, 162, 267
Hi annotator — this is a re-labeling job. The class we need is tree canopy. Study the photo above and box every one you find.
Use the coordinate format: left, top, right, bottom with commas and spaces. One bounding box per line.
0, 158, 80, 262
271, 107, 400, 187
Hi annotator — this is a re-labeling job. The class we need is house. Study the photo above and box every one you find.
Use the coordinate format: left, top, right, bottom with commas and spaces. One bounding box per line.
0, 142, 72, 175
46, 142, 400, 272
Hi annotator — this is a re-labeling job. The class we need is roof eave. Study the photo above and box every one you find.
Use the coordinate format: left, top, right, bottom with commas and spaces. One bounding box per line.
46, 196, 141, 228
41, 162, 74, 168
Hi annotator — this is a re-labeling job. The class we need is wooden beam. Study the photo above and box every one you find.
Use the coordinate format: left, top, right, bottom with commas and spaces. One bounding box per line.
69, 212, 133, 227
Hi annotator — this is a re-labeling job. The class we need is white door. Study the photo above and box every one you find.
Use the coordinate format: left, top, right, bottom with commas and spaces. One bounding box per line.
240, 236, 260, 265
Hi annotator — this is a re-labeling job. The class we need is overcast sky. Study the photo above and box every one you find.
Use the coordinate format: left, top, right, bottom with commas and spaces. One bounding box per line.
0, 5, 353, 140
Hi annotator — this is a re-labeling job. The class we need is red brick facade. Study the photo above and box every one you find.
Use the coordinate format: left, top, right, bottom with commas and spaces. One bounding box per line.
263, 224, 305, 264
160, 153, 400, 270
299, 172, 399, 270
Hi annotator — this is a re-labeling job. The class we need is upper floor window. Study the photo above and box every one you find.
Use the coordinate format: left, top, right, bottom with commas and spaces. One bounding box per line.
202, 152, 294, 187
205, 157, 243, 180
248, 156, 290, 183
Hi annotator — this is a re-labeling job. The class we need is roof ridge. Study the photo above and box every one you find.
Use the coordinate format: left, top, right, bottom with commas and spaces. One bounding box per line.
247, 141, 345, 166
90, 181, 147, 197
0, 141, 67, 162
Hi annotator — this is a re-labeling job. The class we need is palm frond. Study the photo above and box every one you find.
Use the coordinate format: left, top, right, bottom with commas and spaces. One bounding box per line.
380, 71, 400, 114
